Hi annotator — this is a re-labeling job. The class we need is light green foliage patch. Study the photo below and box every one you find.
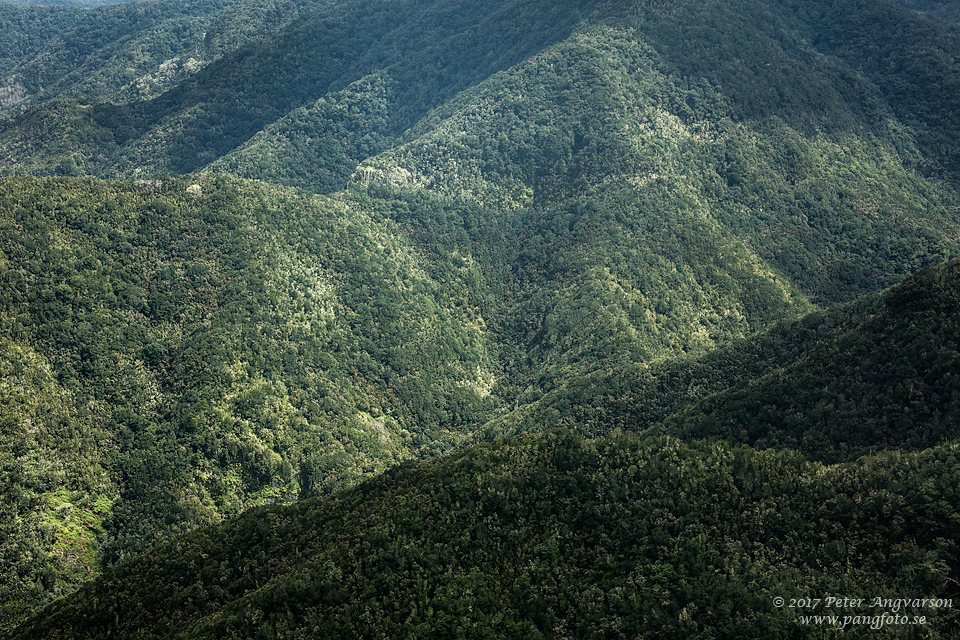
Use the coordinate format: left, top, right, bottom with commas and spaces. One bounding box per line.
0, 336, 113, 630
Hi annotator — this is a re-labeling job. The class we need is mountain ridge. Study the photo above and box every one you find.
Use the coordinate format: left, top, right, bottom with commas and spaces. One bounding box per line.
1, 0, 960, 633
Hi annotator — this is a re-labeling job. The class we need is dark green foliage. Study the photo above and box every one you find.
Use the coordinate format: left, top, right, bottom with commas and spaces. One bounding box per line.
0, 175, 499, 630
209, 72, 400, 194
9, 431, 960, 639
3, 0, 960, 633
100, 0, 595, 177
5, 0, 234, 107
201, 0, 335, 60
778, 0, 960, 174
663, 259, 960, 462
894, 0, 960, 22
0, 100, 119, 177
485, 289, 884, 440
0, 3, 81, 78
487, 259, 960, 465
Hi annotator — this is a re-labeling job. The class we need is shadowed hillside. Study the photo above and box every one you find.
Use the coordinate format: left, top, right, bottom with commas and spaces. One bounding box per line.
8, 429, 960, 638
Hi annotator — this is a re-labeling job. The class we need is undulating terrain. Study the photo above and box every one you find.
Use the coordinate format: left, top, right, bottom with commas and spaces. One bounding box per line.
1, 0, 959, 636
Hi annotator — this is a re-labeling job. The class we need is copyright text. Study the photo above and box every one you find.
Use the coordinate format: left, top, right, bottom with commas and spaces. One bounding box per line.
771, 596, 953, 630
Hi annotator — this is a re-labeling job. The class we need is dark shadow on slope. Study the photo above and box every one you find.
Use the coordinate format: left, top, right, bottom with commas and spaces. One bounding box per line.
89, 0, 600, 175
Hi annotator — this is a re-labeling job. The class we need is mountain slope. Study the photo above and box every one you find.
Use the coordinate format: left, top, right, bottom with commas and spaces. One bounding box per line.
2, 0, 960, 632
662, 259, 960, 460
0, 0, 344, 112
10, 0, 597, 177
1, 0, 234, 110
200, 0, 334, 59
895, 0, 960, 22
331, 19, 959, 404
8, 430, 959, 639
0, 174, 498, 629
0, 3, 81, 82
353, 20, 960, 306
4, 0, 957, 303
2, 174, 959, 632
490, 259, 960, 463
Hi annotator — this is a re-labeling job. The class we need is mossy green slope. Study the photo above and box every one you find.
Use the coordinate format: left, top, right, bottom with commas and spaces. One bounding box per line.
0, 336, 113, 629
2, 172, 959, 633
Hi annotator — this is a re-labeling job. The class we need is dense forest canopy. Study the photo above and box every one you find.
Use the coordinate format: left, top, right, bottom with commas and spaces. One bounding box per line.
0, 0, 959, 635
8, 429, 960, 639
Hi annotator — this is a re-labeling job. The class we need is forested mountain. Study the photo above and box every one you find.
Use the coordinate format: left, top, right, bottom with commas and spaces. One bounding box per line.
894, 0, 960, 22
0, 1, 134, 6
8, 430, 960, 639
1, 0, 237, 109
0, 0, 335, 112
661, 259, 960, 461
1, 0, 959, 635
0, 3, 81, 86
